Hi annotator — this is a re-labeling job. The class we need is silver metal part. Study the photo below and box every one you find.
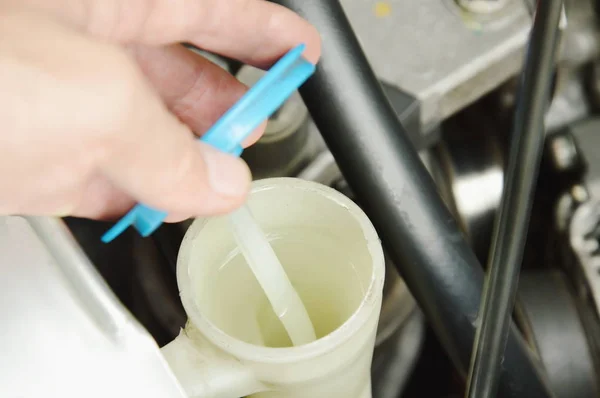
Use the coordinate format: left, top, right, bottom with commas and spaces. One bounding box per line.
340, 0, 532, 132
236, 66, 308, 143
547, 130, 581, 173
236, 65, 325, 178
559, 0, 600, 66
429, 115, 505, 262
569, 117, 600, 198
551, 117, 600, 315
569, 201, 600, 314
545, 67, 592, 132
340, 0, 595, 135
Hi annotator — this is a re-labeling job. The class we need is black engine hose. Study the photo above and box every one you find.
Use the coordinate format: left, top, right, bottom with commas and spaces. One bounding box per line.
270, 1, 553, 397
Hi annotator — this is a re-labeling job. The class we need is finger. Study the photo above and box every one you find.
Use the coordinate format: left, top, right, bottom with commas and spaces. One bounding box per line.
71, 173, 192, 223
13, 0, 321, 67
131, 44, 264, 147
85, 39, 253, 216
70, 174, 136, 220
177, 0, 322, 67
244, 120, 267, 147
98, 56, 253, 216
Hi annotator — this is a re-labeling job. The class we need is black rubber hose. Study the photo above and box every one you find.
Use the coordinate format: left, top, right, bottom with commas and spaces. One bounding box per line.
466, 2, 563, 398
270, 1, 553, 397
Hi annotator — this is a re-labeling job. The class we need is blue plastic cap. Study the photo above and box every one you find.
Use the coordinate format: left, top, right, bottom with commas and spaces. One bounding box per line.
101, 44, 315, 243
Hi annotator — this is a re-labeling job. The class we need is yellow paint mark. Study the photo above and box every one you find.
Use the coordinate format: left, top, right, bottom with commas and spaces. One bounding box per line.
374, 2, 392, 18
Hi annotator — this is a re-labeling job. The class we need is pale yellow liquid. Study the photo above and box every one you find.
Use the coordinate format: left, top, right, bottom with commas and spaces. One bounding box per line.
197, 227, 369, 348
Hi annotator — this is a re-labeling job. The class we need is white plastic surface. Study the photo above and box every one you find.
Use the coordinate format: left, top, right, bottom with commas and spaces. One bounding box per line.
229, 205, 316, 346
163, 177, 385, 398
0, 217, 186, 398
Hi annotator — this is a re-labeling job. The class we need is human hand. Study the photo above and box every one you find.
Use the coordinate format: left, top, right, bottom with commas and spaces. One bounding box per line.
0, 0, 320, 221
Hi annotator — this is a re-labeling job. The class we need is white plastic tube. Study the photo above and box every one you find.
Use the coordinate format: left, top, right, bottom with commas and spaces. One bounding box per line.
229, 205, 316, 346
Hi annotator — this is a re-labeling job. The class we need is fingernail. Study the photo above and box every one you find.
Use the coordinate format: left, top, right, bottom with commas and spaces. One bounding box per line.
201, 144, 251, 197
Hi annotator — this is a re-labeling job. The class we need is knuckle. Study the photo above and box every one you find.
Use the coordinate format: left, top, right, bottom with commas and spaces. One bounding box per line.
152, 143, 209, 204
167, 146, 197, 189
169, 55, 210, 119
87, 48, 146, 137
85, 0, 149, 42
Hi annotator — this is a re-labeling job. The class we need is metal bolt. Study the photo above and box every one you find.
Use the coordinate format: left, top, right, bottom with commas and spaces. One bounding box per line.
571, 185, 590, 203
549, 133, 580, 172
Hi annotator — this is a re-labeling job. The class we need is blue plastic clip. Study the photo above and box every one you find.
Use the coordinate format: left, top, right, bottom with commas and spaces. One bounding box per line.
101, 44, 315, 243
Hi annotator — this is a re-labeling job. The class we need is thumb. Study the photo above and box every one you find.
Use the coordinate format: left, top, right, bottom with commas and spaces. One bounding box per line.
98, 52, 251, 218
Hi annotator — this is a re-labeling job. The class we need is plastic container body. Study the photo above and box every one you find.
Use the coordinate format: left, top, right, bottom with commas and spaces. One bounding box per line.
162, 177, 385, 398
0, 217, 187, 398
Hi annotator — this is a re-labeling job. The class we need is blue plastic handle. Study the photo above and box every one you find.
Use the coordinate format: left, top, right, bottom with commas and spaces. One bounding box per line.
101, 44, 315, 243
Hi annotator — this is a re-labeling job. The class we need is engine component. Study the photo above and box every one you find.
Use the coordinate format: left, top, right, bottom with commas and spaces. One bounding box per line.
297, 151, 420, 345
560, 0, 600, 66
372, 311, 426, 398
132, 233, 186, 347
568, 117, 600, 198
42, 3, 600, 397
271, 1, 553, 397
585, 59, 600, 112
339, 0, 596, 136
569, 201, 600, 317
297, 150, 424, 398
538, 116, 600, 398
236, 66, 322, 179
516, 270, 600, 398
339, 0, 532, 134
379, 82, 429, 148
565, 201, 600, 397
546, 67, 591, 132
432, 108, 506, 263
466, 2, 563, 397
